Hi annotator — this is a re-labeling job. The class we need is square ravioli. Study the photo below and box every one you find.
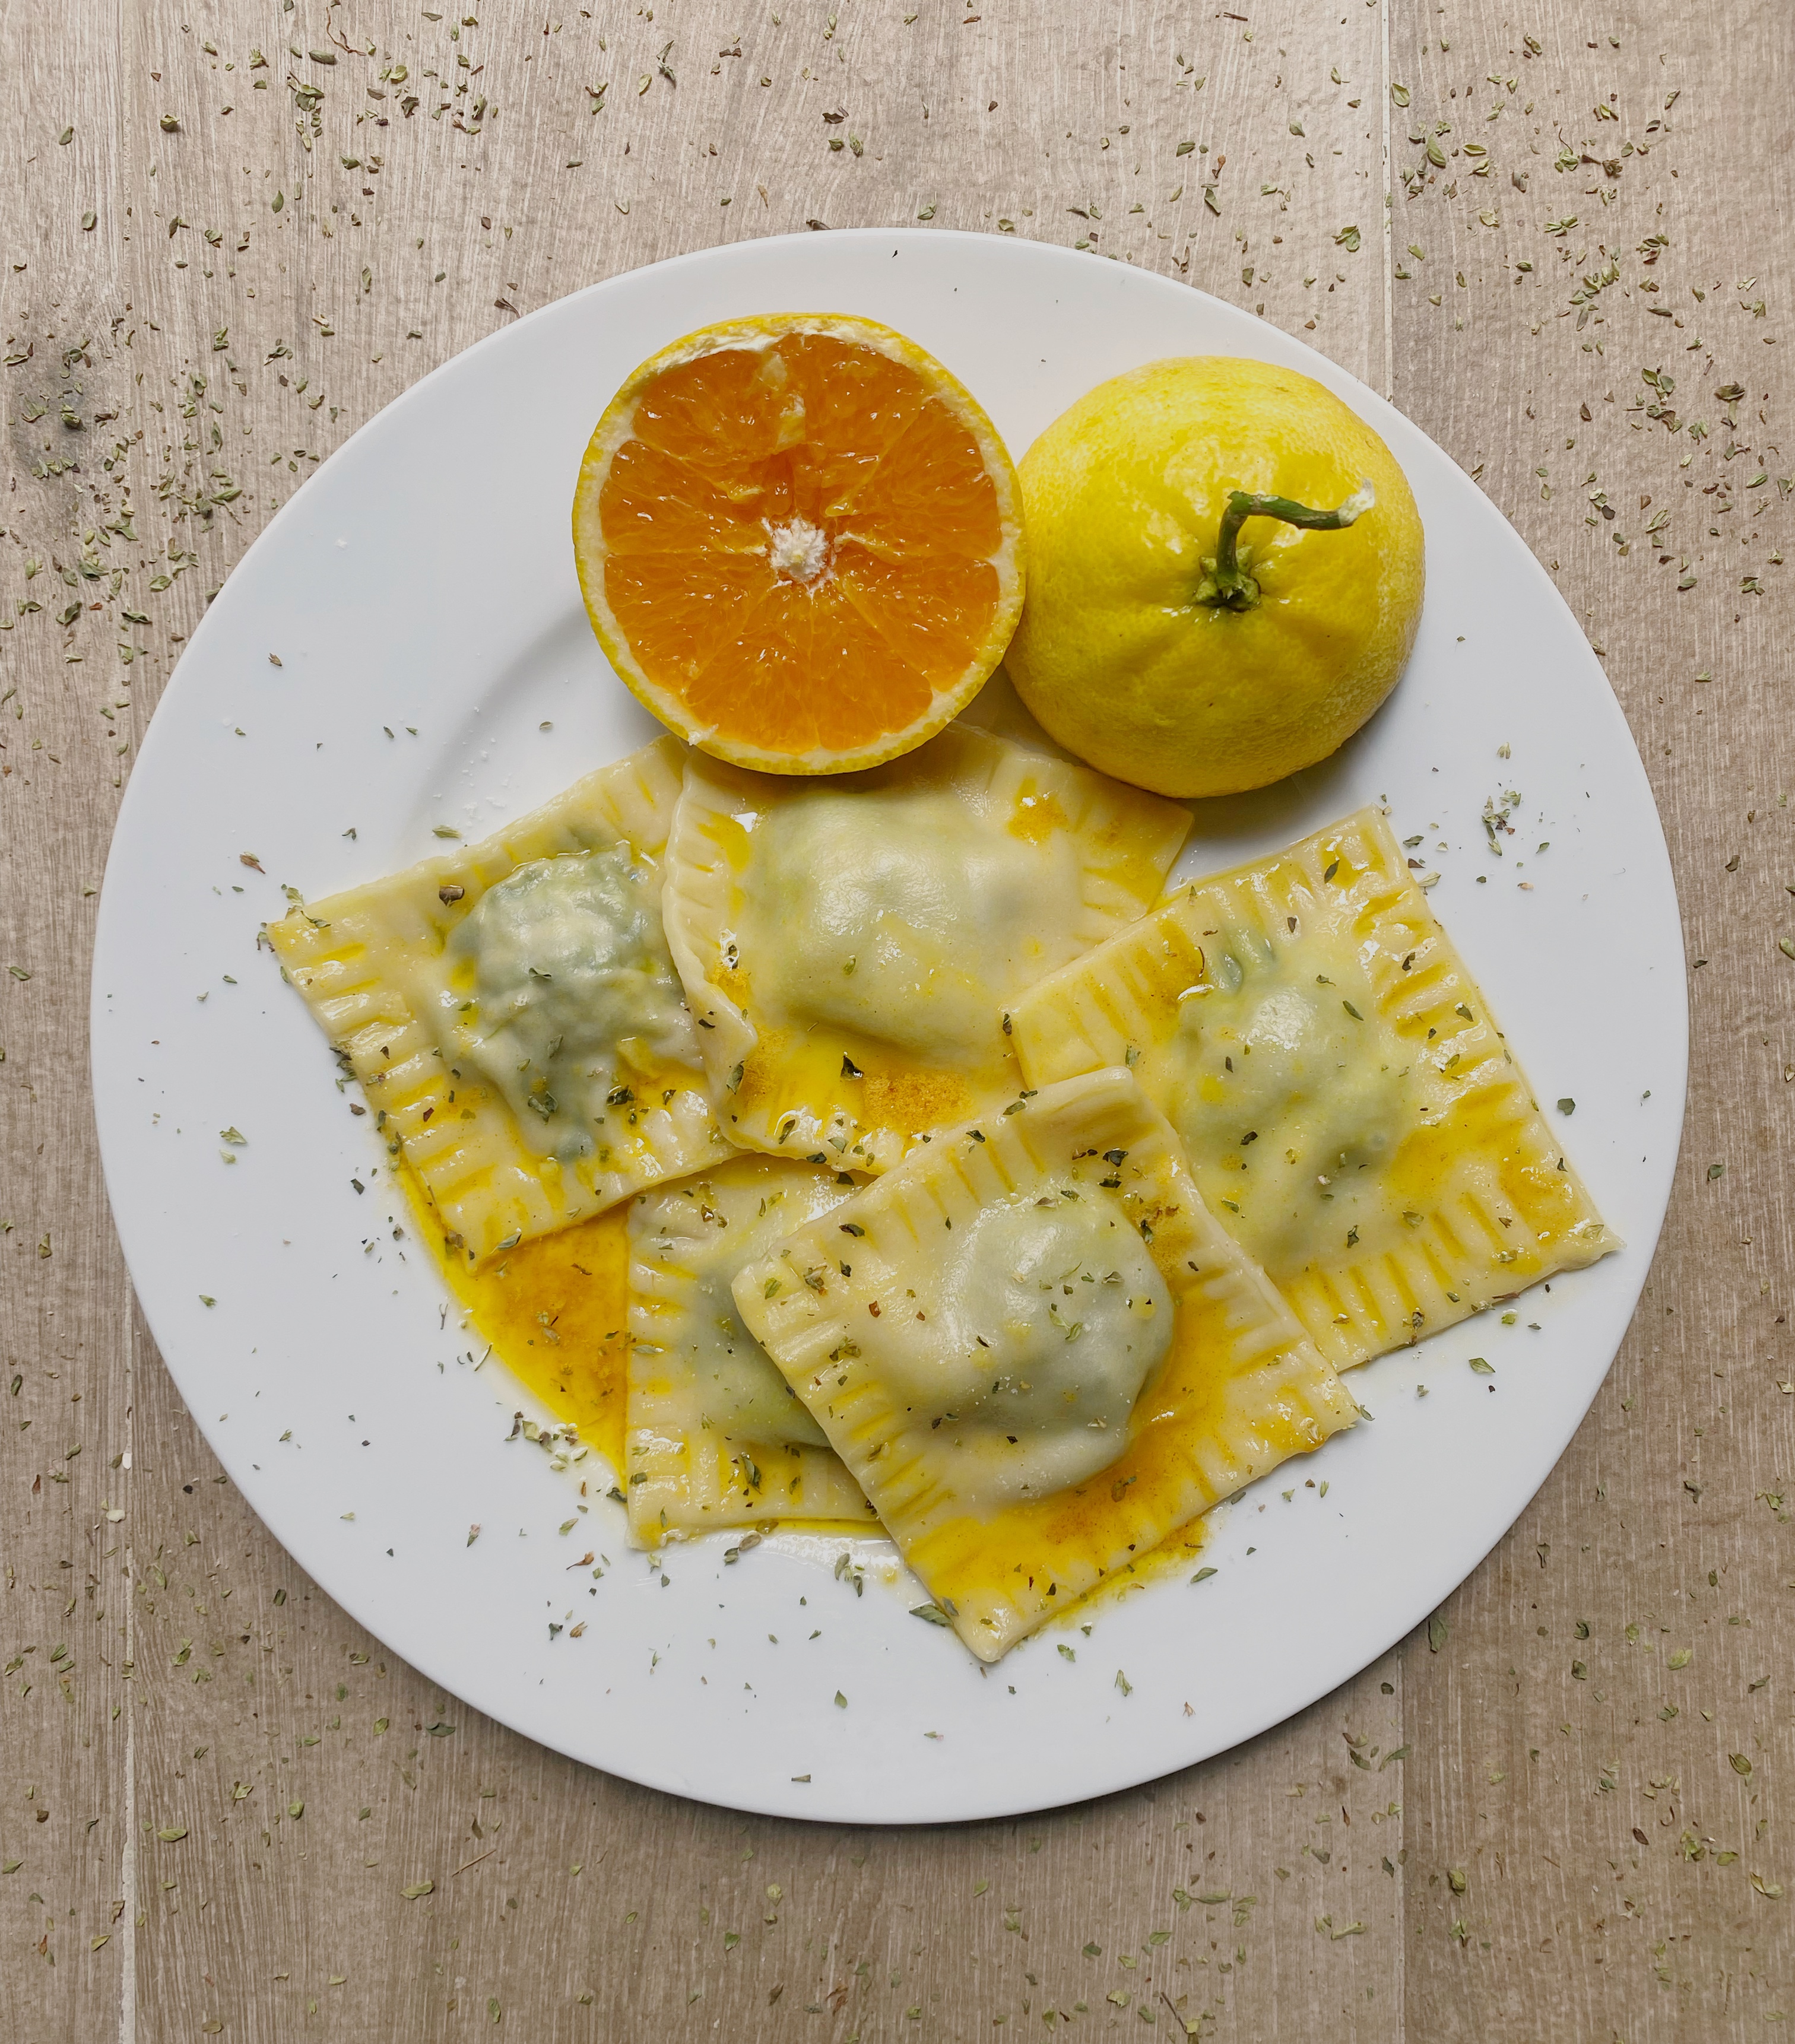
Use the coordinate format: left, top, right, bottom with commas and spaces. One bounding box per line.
731, 1068, 1356, 1662
1010, 806, 1619, 1370
626, 1155, 879, 1547
661, 723, 1191, 1173
268, 737, 732, 1264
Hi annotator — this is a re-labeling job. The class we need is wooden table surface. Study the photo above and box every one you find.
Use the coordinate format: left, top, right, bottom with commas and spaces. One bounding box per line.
3, 2, 1791, 2036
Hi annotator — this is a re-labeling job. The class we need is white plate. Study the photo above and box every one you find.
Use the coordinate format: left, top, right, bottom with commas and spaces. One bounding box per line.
91, 231, 1685, 1824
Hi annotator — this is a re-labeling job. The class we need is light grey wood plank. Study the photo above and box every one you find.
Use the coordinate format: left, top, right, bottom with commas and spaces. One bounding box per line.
0, 2, 137, 2032
1387, 4, 1795, 2037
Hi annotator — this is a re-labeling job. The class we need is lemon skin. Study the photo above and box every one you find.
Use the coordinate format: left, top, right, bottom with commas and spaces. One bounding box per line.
1005, 357, 1425, 800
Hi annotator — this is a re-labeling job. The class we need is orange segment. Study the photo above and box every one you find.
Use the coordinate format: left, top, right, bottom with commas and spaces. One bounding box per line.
573, 313, 1025, 775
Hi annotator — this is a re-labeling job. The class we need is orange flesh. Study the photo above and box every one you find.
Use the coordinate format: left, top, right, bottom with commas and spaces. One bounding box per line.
599, 333, 1008, 756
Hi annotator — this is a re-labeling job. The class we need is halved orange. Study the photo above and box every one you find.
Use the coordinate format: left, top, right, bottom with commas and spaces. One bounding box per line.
572, 313, 1025, 775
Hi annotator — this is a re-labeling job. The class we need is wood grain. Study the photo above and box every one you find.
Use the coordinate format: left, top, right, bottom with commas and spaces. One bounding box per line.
1, 2, 1788, 2037
1385, 7, 1795, 2036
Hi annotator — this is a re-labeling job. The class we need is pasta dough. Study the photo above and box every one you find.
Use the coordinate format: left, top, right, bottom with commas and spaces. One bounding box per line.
268, 737, 732, 1264
1010, 807, 1618, 1369
626, 1155, 877, 1545
662, 723, 1191, 1172
732, 1068, 1356, 1661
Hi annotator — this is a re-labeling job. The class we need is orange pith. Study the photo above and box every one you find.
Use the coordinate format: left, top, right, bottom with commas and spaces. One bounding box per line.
573, 315, 1025, 774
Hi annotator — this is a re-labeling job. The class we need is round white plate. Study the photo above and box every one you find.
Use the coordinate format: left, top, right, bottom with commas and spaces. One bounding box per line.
91, 230, 1685, 1824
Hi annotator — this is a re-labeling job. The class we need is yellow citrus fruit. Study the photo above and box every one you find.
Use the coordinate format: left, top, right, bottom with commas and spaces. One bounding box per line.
573, 313, 1025, 775
1004, 356, 1425, 799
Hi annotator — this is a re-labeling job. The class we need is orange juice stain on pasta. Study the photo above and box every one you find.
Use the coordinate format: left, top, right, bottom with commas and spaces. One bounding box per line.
1047, 1515, 1217, 1634
401, 1165, 629, 1474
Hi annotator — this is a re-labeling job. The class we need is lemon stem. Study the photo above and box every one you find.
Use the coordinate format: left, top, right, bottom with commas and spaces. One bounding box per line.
1198, 481, 1377, 612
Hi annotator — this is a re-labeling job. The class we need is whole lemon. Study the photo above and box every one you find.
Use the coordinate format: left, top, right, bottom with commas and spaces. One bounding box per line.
1005, 357, 1425, 799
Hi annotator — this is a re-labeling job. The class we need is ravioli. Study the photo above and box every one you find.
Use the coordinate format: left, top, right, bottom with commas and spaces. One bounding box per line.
1010, 807, 1619, 1370
268, 737, 732, 1264
626, 1156, 878, 1545
661, 724, 1191, 1172
731, 1068, 1356, 1662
